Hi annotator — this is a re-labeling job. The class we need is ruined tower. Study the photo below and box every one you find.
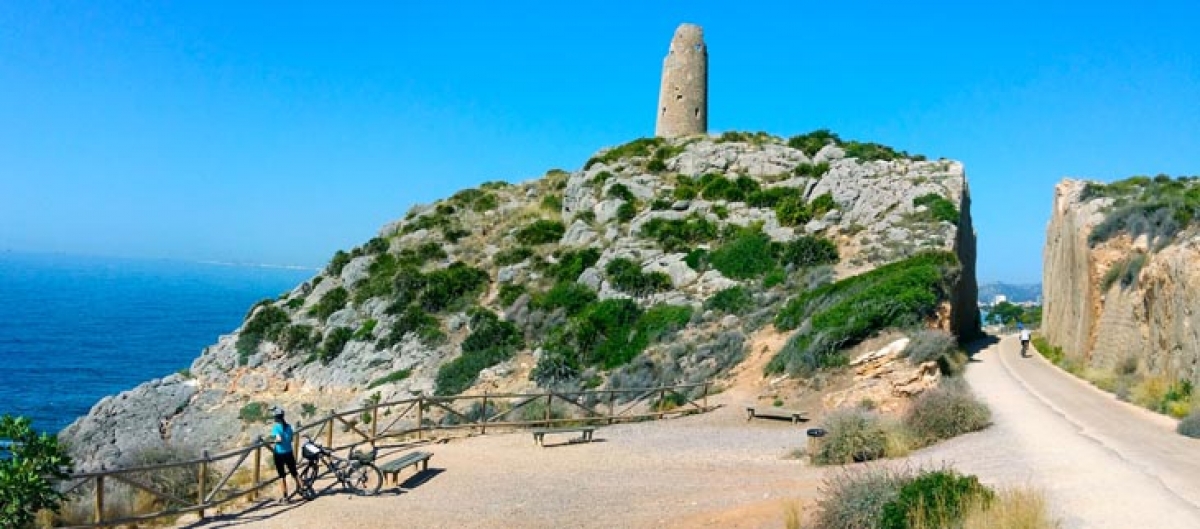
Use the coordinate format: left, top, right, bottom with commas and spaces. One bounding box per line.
655, 23, 708, 138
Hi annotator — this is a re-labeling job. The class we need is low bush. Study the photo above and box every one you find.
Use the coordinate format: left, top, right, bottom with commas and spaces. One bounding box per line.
913, 193, 959, 224
787, 129, 841, 157
812, 466, 912, 529
540, 193, 563, 212
379, 302, 444, 349
352, 319, 377, 341
586, 137, 665, 168
514, 219, 565, 245
238, 401, 271, 423
1031, 334, 1064, 364
317, 327, 354, 364
368, 369, 412, 389
961, 487, 1057, 529
777, 236, 839, 268
812, 408, 888, 465
1178, 410, 1200, 438
616, 201, 638, 222
774, 195, 812, 226
531, 282, 597, 316
880, 469, 993, 529
418, 262, 489, 312
1086, 175, 1200, 248
794, 161, 831, 178
607, 183, 635, 201
497, 283, 526, 307
545, 247, 601, 283
902, 329, 958, 365
704, 286, 753, 314
605, 258, 672, 296
327, 250, 352, 276
435, 309, 524, 395
534, 300, 693, 381
236, 304, 291, 364
904, 381, 991, 447
309, 286, 349, 321
494, 246, 534, 266
640, 214, 720, 252
708, 228, 776, 279
771, 251, 960, 374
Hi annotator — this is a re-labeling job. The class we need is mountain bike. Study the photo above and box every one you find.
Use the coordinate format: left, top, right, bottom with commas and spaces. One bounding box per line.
297, 437, 383, 498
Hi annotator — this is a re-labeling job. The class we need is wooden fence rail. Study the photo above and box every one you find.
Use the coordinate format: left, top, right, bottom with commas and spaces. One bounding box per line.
57, 382, 712, 527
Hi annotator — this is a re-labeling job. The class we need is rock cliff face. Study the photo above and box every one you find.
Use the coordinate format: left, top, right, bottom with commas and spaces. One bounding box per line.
62, 133, 979, 470
1043, 178, 1200, 383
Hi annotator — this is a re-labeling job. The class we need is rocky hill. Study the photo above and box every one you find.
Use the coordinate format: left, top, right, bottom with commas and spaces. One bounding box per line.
61, 131, 979, 470
1043, 176, 1200, 394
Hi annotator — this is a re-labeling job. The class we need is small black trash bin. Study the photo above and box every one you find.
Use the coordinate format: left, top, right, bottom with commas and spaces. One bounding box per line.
806, 428, 826, 462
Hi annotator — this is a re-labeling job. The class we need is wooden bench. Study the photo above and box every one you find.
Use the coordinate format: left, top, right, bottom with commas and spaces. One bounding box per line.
745, 406, 806, 424
377, 451, 433, 484
531, 426, 596, 446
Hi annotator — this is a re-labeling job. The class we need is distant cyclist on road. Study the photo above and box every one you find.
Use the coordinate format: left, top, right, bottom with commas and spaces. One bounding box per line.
1019, 325, 1032, 357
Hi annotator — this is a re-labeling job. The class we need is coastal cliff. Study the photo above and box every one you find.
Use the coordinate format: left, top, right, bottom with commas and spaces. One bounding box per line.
1043, 177, 1200, 389
61, 132, 979, 470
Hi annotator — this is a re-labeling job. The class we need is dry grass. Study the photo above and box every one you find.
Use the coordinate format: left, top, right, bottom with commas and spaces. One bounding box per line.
961, 486, 1058, 528
1131, 375, 1172, 410
782, 499, 804, 529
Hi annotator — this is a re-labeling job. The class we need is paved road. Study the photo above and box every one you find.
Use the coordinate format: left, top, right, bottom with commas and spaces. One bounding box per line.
914, 335, 1200, 528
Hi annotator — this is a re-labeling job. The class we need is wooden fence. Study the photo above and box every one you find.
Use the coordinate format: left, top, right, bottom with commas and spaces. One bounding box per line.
56, 382, 712, 527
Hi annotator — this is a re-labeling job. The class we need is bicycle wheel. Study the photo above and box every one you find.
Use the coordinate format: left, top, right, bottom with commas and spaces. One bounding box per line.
348, 463, 384, 496
298, 462, 319, 500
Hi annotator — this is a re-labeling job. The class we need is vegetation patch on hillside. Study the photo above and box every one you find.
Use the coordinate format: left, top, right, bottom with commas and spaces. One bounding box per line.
787, 129, 926, 161
770, 251, 960, 374
1084, 174, 1200, 249
435, 309, 524, 395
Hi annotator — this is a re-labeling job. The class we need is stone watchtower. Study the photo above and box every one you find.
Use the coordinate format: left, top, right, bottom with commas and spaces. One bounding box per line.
655, 23, 708, 138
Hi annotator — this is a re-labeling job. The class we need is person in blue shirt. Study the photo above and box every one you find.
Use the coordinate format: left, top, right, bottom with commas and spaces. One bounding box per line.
268, 406, 301, 502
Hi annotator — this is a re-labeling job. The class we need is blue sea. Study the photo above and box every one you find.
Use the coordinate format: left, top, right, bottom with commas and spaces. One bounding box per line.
0, 252, 313, 435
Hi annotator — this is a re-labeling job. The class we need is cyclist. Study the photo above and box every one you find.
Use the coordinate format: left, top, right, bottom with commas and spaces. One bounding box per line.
268, 406, 302, 503
1018, 325, 1032, 356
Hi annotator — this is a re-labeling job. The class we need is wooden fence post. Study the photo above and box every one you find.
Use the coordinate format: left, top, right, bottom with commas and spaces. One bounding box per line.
198, 450, 209, 520
608, 390, 616, 425
416, 396, 424, 440
371, 405, 379, 442
480, 393, 489, 435
325, 412, 334, 449
544, 394, 553, 425
94, 475, 104, 525
658, 389, 665, 419
252, 445, 261, 501
703, 382, 709, 410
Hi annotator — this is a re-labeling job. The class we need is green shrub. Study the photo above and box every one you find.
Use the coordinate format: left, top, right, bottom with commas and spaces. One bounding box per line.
771, 251, 960, 374
708, 228, 776, 279
640, 214, 720, 252
435, 309, 524, 395
913, 193, 960, 224
545, 247, 601, 282
540, 193, 563, 212
0, 415, 73, 529
352, 319, 377, 341
1086, 175, 1200, 248
364, 237, 390, 254
787, 129, 841, 156
1031, 335, 1064, 364
238, 401, 271, 423
317, 327, 354, 364
762, 268, 787, 288
418, 262, 489, 312
812, 408, 888, 465
514, 219, 565, 245
812, 466, 911, 529
879, 470, 993, 529
309, 286, 349, 321
588, 138, 665, 167
746, 187, 795, 208
327, 250, 352, 276
279, 324, 319, 355
684, 248, 708, 270
616, 201, 638, 222
842, 141, 917, 162
605, 258, 672, 296
237, 304, 291, 364
498, 283, 526, 307
774, 195, 812, 226
904, 381, 991, 446
704, 286, 753, 314
368, 369, 411, 389
494, 246, 534, 266
592, 170, 614, 184
810, 192, 837, 217
794, 161, 831, 178
1178, 410, 1200, 438
777, 236, 839, 268
537, 299, 691, 372
1101, 253, 1148, 291
607, 183, 635, 201
646, 158, 667, 172
354, 253, 399, 303
532, 282, 597, 316
379, 303, 443, 348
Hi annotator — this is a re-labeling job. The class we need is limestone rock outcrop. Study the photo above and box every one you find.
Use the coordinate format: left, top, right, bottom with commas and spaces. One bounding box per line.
822, 338, 941, 413
1043, 178, 1200, 384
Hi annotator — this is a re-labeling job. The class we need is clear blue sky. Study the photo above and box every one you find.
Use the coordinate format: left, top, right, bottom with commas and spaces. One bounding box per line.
2, 2, 1197, 283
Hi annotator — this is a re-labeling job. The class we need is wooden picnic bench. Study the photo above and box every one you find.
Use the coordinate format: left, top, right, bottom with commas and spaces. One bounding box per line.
531, 426, 596, 446
745, 406, 806, 424
377, 451, 433, 484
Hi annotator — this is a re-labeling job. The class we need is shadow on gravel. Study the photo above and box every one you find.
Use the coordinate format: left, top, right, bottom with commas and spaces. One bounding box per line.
540, 438, 608, 449
964, 334, 1000, 362
176, 496, 305, 528
395, 467, 445, 492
